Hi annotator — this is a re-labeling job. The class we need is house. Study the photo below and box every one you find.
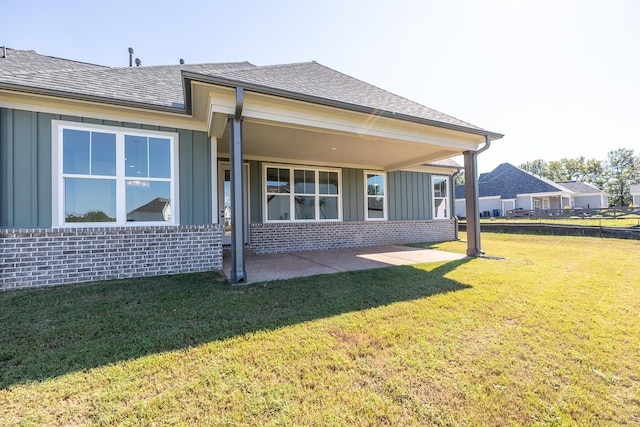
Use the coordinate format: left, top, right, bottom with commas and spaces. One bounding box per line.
127, 197, 172, 222
631, 184, 640, 207
454, 163, 608, 217
0, 47, 502, 288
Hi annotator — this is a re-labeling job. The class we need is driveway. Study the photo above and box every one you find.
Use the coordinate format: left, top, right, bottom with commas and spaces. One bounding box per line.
223, 244, 467, 284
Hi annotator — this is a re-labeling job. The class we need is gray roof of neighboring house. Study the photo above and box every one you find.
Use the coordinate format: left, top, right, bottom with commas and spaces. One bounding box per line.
0, 48, 501, 137
455, 163, 567, 199
127, 197, 170, 215
555, 180, 604, 195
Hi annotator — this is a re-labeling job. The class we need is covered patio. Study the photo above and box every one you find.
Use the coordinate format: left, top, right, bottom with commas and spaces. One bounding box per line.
222, 244, 466, 284
184, 65, 502, 283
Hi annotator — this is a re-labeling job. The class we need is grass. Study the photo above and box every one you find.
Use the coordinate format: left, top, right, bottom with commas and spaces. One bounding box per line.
1, 234, 639, 425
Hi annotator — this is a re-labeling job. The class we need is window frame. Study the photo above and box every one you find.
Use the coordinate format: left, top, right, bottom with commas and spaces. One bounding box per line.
52, 120, 180, 227
364, 171, 387, 221
432, 175, 450, 220
262, 163, 342, 223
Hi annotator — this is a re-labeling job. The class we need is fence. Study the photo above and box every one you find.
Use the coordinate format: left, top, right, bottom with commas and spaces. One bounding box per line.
506, 207, 640, 219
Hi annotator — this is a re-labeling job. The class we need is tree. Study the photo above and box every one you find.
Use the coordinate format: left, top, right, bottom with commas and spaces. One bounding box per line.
547, 160, 568, 181
519, 159, 548, 177
66, 210, 116, 222
520, 156, 606, 189
603, 148, 640, 206
580, 158, 606, 189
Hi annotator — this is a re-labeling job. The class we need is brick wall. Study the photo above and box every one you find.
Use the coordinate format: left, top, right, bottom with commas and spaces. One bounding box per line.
1, 225, 223, 290
249, 220, 456, 254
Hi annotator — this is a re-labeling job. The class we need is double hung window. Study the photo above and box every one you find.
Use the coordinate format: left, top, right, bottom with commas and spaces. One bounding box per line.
53, 121, 178, 226
365, 172, 386, 220
432, 175, 449, 219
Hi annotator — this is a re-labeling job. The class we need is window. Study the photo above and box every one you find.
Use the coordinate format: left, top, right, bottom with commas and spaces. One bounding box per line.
542, 198, 550, 210
365, 171, 386, 220
264, 164, 340, 222
53, 121, 179, 226
432, 175, 449, 219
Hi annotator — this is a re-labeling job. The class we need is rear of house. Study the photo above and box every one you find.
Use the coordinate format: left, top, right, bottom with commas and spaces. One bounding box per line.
1, 48, 502, 289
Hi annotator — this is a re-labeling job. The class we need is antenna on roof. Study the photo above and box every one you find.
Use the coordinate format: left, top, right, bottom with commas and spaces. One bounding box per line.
135, 58, 142, 67
128, 47, 134, 67
179, 58, 185, 65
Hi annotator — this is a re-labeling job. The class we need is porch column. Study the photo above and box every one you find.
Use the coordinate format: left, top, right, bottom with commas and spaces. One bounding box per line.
229, 87, 246, 284
464, 150, 483, 257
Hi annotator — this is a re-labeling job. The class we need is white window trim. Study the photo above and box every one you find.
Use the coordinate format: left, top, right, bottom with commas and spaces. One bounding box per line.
364, 170, 387, 221
432, 175, 450, 220
262, 163, 342, 223
52, 120, 180, 227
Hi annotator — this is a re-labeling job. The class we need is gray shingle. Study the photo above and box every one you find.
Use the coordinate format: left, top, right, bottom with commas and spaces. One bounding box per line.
455, 163, 565, 199
1, 48, 491, 134
555, 181, 603, 194
212, 61, 483, 130
0, 49, 254, 108
0, 48, 107, 74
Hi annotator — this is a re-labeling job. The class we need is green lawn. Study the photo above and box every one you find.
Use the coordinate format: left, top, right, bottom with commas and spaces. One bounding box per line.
1, 234, 639, 425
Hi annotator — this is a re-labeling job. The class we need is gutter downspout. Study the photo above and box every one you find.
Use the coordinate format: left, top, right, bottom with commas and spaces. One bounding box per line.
451, 169, 462, 241
463, 135, 491, 256
229, 87, 247, 284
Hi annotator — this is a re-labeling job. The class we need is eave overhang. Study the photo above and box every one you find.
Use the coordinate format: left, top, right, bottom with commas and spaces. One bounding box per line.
182, 71, 504, 141
0, 82, 185, 115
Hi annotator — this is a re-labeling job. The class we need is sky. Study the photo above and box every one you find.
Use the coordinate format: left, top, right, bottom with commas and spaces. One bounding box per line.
3, 0, 639, 173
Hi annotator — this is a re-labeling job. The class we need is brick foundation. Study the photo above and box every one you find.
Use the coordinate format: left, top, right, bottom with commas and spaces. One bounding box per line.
249, 220, 456, 254
0, 225, 223, 290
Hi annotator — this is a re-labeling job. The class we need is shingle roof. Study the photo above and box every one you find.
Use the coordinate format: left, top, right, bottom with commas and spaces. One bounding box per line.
128, 197, 170, 215
198, 61, 484, 131
555, 181, 603, 195
0, 48, 108, 74
0, 48, 255, 109
0, 48, 497, 135
455, 163, 565, 199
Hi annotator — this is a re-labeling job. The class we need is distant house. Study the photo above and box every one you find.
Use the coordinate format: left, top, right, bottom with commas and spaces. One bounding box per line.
1, 47, 502, 288
127, 197, 171, 222
631, 184, 640, 207
455, 163, 608, 217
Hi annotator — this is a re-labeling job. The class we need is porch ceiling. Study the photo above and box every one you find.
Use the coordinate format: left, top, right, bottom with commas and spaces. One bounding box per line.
197, 83, 486, 170
217, 119, 461, 170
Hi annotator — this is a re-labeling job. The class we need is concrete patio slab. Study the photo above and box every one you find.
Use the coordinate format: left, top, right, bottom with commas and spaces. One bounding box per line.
223, 244, 466, 284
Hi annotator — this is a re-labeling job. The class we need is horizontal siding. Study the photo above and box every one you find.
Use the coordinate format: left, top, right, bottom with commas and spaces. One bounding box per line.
0, 108, 211, 228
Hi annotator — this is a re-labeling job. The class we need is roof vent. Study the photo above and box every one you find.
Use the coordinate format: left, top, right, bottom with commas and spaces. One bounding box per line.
1, 46, 6, 59
179, 58, 185, 65
135, 58, 142, 67
128, 47, 134, 67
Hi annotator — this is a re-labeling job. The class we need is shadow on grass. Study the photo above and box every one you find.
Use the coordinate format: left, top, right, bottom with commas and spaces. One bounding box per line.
1, 258, 471, 389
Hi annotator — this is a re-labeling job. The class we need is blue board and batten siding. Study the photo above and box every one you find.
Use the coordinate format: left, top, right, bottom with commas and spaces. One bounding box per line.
1, 108, 451, 229
0, 108, 212, 228
388, 171, 433, 220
